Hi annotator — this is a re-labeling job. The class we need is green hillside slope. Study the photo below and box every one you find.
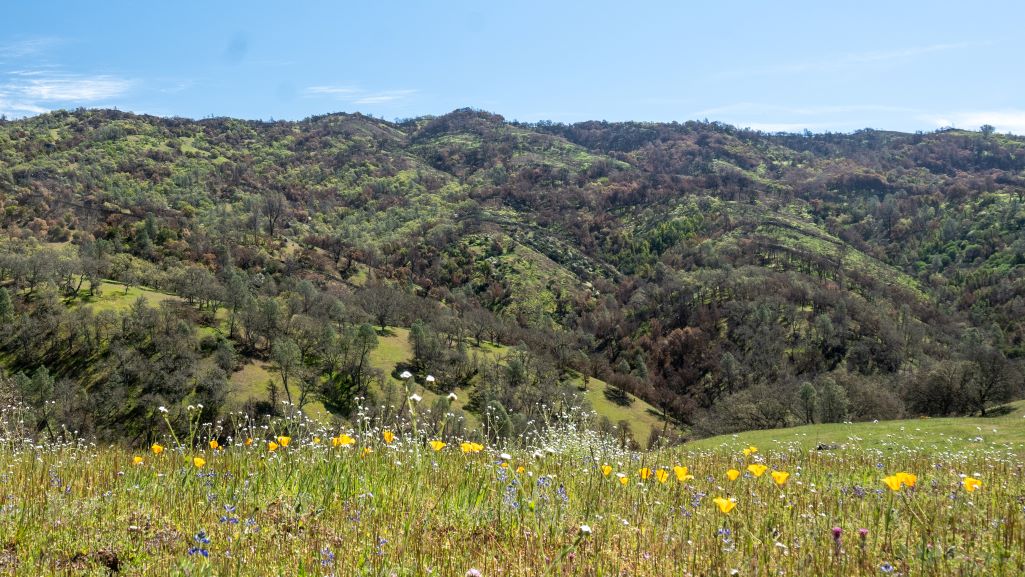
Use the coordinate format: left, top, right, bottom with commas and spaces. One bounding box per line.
1, 109, 1024, 444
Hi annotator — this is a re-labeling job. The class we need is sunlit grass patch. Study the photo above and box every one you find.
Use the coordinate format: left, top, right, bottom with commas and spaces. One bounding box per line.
0, 403, 1022, 576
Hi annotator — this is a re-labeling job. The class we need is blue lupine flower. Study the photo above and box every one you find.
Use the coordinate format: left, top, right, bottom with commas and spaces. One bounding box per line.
556, 484, 568, 504
503, 484, 519, 509
188, 530, 211, 557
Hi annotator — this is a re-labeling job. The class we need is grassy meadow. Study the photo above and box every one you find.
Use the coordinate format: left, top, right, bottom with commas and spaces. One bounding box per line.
0, 405, 1022, 576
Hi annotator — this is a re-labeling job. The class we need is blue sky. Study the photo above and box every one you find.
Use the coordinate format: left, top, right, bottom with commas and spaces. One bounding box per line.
2, 1, 1024, 133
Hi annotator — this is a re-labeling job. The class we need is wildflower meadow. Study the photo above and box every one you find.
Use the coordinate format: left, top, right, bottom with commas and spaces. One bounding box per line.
0, 404, 1022, 576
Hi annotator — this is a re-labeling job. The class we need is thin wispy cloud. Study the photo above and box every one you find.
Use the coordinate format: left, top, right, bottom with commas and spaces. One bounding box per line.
17, 74, 133, 101
717, 42, 984, 80
353, 90, 417, 105
0, 72, 135, 118
734, 122, 829, 133
305, 85, 417, 106
691, 102, 921, 133
695, 102, 915, 118
821, 42, 976, 66
0, 36, 137, 118
0, 37, 64, 60
0, 96, 47, 116
690, 102, 1025, 135
923, 109, 1025, 135
306, 85, 360, 96
154, 79, 196, 94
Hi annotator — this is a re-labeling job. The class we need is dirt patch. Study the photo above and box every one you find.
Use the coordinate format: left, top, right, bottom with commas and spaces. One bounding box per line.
57, 549, 121, 574
0, 542, 17, 572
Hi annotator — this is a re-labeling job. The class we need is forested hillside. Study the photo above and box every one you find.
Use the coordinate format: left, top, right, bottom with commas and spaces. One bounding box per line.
0, 108, 1022, 445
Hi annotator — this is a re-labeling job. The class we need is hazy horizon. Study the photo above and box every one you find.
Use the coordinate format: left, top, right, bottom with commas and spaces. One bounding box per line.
3, 1, 1024, 133
7, 105, 1020, 138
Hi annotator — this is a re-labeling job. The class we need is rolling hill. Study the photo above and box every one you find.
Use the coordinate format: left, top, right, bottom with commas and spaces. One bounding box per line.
0, 108, 1023, 444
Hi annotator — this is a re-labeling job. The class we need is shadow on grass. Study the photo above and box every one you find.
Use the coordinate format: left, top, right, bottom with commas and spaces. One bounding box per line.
980, 404, 1017, 418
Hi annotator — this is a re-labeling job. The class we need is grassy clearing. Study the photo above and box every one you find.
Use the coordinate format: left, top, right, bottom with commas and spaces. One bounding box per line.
229, 360, 277, 401
570, 375, 664, 444
227, 360, 331, 421
369, 327, 413, 384
0, 410, 1021, 576
453, 337, 665, 443
70, 280, 180, 314
225, 329, 419, 424
687, 401, 1025, 453
360, 328, 665, 442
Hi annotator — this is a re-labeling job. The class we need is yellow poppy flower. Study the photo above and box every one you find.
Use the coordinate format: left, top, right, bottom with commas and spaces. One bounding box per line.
245, 437, 253, 446
726, 468, 741, 481
618, 475, 629, 486
743, 446, 758, 457
313, 437, 321, 444
333, 434, 355, 447
895, 472, 916, 488
638, 467, 653, 480
771, 471, 790, 486
962, 477, 982, 492
882, 475, 902, 491
673, 466, 694, 482
429, 440, 446, 451
747, 463, 768, 477
655, 469, 669, 484
151, 443, 164, 455
276, 436, 291, 448
382, 430, 395, 444
267, 441, 279, 452
516, 466, 525, 474
209, 440, 219, 450
132, 456, 144, 465
601, 464, 613, 477
361, 447, 373, 457
713, 497, 737, 514
460, 442, 483, 453
193, 456, 206, 468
